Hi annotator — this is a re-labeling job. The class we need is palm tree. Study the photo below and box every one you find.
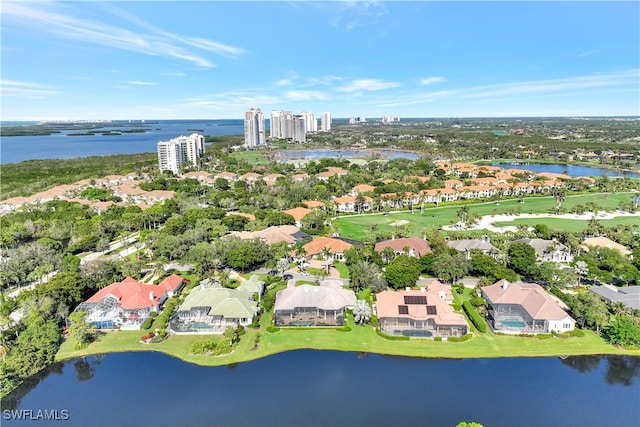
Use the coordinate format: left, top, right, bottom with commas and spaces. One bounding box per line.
574, 260, 588, 286
612, 301, 630, 317
276, 258, 290, 279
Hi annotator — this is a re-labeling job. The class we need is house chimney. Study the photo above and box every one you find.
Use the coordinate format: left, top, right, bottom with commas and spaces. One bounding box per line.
420, 287, 425, 292
501, 281, 509, 290
405, 287, 411, 292
149, 291, 155, 301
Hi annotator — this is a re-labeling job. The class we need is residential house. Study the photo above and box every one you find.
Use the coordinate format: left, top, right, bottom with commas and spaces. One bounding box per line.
215, 171, 238, 182
169, 279, 258, 333
283, 207, 312, 227
481, 280, 575, 334
374, 237, 432, 258
76, 275, 185, 329
589, 284, 640, 312
301, 236, 355, 262
581, 236, 631, 256
350, 184, 376, 195
447, 237, 499, 259
332, 196, 372, 213
291, 173, 310, 182
511, 238, 573, 263
376, 286, 468, 338
263, 173, 285, 186
273, 279, 356, 326
230, 225, 311, 246
302, 200, 326, 209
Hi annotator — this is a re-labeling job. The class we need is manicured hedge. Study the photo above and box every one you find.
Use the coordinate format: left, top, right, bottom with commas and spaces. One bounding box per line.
462, 301, 487, 333
375, 328, 410, 340
447, 334, 473, 342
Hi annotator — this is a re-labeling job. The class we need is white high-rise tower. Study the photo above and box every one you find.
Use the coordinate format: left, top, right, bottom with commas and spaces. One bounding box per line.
244, 108, 265, 147
321, 112, 332, 131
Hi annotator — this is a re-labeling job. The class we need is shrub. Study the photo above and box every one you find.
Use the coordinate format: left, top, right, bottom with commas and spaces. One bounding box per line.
266, 326, 280, 333
434, 336, 443, 342
451, 303, 462, 312
190, 339, 216, 354
336, 325, 351, 332
141, 318, 153, 330
375, 328, 410, 340
470, 296, 486, 307
462, 301, 487, 333
254, 333, 261, 347
149, 311, 158, 318
447, 334, 473, 342
370, 315, 378, 328
561, 329, 585, 338
141, 332, 155, 341
536, 334, 554, 340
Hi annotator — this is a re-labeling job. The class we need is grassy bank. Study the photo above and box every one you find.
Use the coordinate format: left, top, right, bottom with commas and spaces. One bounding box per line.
335, 192, 635, 240
56, 315, 638, 367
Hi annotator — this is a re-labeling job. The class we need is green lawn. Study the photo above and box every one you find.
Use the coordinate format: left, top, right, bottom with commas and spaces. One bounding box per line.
295, 280, 317, 286
335, 192, 635, 240
494, 215, 640, 233
56, 310, 638, 366
333, 262, 350, 279
229, 150, 269, 165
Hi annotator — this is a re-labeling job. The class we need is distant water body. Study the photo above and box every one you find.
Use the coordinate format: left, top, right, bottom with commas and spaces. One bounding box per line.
0, 120, 244, 164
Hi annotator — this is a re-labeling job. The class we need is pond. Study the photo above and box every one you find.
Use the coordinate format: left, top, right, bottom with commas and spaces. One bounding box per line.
491, 162, 640, 179
2, 351, 638, 427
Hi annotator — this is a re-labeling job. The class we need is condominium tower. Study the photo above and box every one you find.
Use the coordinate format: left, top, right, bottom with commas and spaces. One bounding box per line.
321, 112, 332, 131
244, 108, 266, 147
157, 133, 205, 175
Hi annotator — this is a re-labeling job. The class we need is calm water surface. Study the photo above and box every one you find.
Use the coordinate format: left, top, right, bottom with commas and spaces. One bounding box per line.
2, 351, 638, 427
1, 120, 244, 164
491, 162, 640, 179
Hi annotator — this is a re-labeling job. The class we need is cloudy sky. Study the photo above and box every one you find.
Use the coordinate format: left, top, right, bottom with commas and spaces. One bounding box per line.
1, 1, 639, 120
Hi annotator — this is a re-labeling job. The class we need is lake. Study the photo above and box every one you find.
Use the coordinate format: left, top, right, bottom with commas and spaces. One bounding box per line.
0, 120, 244, 164
2, 351, 638, 427
491, 162, 640, 179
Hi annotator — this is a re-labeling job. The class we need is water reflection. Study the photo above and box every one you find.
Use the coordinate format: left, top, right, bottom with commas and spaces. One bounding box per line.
560, 355, 640, 386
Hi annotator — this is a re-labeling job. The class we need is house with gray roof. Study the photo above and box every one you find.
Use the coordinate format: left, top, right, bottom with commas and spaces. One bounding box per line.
589, 284, 640, 311
169, 279, 258, 334
274, 279, 356, 327
511, 238, 573, 263
447, 236, 499, 259
481, 280, 575, 334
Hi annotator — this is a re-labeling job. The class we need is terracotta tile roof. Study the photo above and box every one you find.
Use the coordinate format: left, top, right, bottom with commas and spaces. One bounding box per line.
333, 196, 372, 204
482, 280, 573, 321
283, 207, 312, 221
302, 236, 354, 256
228, 212, 256, 221
87, 276, 183, 310
302, 200, 325, 209
582, 237, 630, 255
292, 173, 310, 181
240, 172, 262, 181
374, 237, 432, 257
352, 184, 376, 193
376, 287, 467, 326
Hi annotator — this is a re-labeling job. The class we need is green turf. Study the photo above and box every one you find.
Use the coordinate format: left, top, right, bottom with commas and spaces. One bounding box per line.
494, 215, 640, 233
335, 193, 635, 240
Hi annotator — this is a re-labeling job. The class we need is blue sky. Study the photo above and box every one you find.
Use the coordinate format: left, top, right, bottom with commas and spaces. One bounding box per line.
2, 1, 639, 120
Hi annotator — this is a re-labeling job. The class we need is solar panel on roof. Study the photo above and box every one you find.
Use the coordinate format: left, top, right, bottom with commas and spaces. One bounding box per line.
398, 305, 409, 314
404, 295, 427, 305
426, 305, 437, 315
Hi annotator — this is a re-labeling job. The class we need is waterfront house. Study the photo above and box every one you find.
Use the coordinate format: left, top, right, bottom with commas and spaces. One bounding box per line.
169, 279, 259, 333
481, 280, 575, 334
76, 275, 185, 329
589, 284, 640, 312
273, 279, 356, 327
375, 285, 468, 338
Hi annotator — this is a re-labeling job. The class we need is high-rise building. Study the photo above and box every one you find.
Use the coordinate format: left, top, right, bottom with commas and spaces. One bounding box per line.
301, 111, 317, 133
270, 110, 282, 139
293, 115, 306, 143
157, 133, 205, 175
244, 108, 265, 147
321, 112, 332, 131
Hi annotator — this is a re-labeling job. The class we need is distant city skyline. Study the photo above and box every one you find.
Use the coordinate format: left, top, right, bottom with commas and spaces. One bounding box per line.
1, 1, 639, 121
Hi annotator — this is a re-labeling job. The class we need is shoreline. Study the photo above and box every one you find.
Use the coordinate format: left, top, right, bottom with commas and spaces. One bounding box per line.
55, 324, 640, 368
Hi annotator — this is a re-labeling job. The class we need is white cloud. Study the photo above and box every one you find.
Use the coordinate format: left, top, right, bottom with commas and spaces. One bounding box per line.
337, 79, 401, 92
0, 79, 57, 97
2, 2, 245, 69
418, 76, 447, 86
284, 90, 329, 101
122, 81, 159, 86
